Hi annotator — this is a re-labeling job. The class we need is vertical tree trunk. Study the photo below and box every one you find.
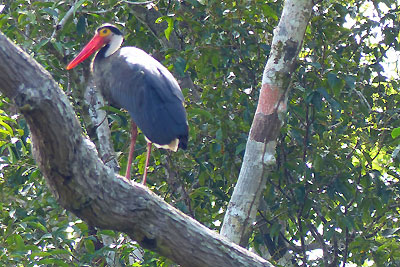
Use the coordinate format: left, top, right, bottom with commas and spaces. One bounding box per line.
221, 0, 314, 246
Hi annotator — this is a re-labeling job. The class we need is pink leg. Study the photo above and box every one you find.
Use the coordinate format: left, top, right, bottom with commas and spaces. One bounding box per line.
125, 121, 138, 180
142, 142, 152, 185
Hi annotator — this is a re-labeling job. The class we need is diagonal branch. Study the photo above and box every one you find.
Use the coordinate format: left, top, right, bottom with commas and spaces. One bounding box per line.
0, 31, 273, 267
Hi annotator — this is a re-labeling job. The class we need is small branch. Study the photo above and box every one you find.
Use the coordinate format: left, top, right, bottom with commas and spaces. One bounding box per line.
346, 139, 360, 159
353, 89, 371, 111
341, 226, 349, 267
50, 1, 78, 40
84, 80, 119, 172
302, 104, 310, 162
122, 0, 157, 5
308, 223, 329, 266
258, 210, 301, 254
332, 231, 339, 266
297, 216, 307, 266
81, 8, 115, 14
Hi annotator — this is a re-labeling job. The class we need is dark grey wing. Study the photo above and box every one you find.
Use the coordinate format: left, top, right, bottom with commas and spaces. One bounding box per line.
101, 47, 188, 147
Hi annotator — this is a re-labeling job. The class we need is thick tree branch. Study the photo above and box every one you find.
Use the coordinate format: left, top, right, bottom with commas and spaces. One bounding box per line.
221, 0, 314, 246
0, 32, 273, 267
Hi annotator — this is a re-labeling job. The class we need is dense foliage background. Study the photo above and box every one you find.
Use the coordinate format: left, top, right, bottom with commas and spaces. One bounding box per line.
0, 0, 399, 266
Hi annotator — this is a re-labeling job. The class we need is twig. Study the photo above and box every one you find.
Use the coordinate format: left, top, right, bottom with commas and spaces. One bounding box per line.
341, 222, 350, 267
297, 216, 307, 266
122, 0, 157, 5
50, 1, 78, 40
257, 210, 301, 253
81, 8, 115, 14
308, 223, 329, 266
302, 104, 309, 162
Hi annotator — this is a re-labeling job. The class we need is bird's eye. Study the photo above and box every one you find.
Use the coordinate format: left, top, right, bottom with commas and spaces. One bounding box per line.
99, 28, 110, 36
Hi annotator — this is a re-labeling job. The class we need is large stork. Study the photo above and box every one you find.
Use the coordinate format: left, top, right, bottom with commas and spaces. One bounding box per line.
67, 24, 188, 184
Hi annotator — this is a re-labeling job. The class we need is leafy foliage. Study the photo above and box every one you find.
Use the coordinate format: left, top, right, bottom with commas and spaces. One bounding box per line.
0, 0, 399, 266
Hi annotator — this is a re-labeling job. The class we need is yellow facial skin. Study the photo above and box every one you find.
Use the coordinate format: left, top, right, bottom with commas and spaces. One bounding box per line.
98, 28, 111, 37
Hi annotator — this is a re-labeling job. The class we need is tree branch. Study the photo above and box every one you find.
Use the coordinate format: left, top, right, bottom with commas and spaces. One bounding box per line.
0, 31, 272, 267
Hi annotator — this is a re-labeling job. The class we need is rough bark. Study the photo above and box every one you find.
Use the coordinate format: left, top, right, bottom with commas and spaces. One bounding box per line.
0, 32, 273, 267
220, 0, 314, 246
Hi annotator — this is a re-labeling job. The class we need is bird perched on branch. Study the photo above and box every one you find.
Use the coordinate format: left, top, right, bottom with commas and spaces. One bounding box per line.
67, 23, 188, 184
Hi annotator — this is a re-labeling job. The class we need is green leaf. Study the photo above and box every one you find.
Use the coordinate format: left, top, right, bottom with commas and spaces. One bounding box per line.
174, 57, 187, 77
101, 105, 127, 116
235, 142, 246, 155
269, 222, 282, 239
33, 39, 49, 51
37, 258, 70, 267
362, 150, 373, 167
40, 233, 53, 239
189, 108, 213, 121
73, 221, 88, 233
391, 127, 400, 139
344, 75, 356, 89
84, 239, 95, 253
155, 16, 174, 41
302, 198, 313, 217
164, 17, 174, 41
342, 216, 354, 231
261, 5, 278, 20
76, 15, 86, 35
190, 187, 210, 198
198, 171, 207, 186
306, 91, 322, 110
327, 72, 344, 96
42, 8, 58, 18
211, 53, 219, 68
73, 0, 89, 14
97, 229, 116, 237
381, 228, 400, 237
29, 222, 47, 232
51, 249, 71, 255
14, 234, 25, 251
52, 41, 63, 54
317, 87, 341, 118
0, 119, 13, 136
216, 128, 222, 140
30, 251, 52, 258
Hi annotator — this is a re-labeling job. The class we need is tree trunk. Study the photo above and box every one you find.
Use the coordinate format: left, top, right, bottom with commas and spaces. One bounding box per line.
0, 32, 273, 267
220, 0, 314, 247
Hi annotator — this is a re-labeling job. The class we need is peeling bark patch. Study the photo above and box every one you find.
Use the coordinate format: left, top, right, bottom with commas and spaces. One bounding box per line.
283, 39, 298, 62
256, 83, 280, 115
250, 112, 281, 143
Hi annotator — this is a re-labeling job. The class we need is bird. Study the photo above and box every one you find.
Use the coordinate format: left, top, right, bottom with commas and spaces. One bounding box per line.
66, 23, 188, 184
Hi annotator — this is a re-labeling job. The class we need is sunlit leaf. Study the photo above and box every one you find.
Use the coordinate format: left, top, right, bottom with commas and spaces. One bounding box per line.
391, 127, 400, 139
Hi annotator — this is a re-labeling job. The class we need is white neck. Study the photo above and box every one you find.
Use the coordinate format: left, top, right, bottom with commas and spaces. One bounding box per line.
105, 34, 123, 57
